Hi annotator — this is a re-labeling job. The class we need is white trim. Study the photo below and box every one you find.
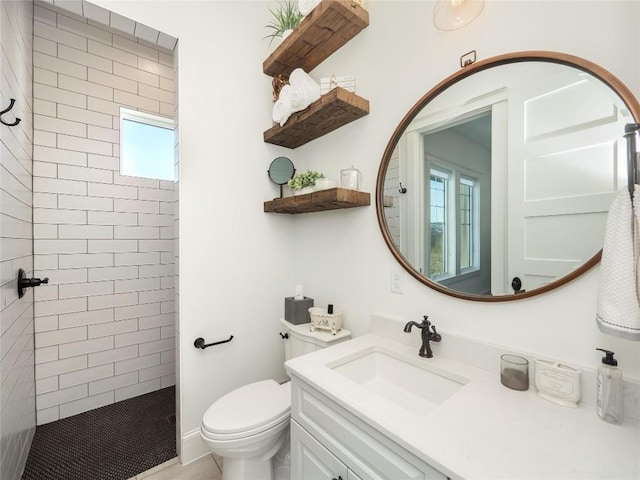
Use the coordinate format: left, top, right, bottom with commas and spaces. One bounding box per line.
180, 428, 211, 465
405, 88, 507, 137
120, 107, 174, 129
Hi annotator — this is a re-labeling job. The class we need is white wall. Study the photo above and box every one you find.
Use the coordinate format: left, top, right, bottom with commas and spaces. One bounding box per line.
91, 0, 640, 463
32, 2, 176, 424
292, 0, 640, 378
90, 0, 297, 461
0, 1, 35, 478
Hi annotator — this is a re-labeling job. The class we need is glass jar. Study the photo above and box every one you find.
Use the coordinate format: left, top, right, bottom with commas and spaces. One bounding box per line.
340, 166, 362, 190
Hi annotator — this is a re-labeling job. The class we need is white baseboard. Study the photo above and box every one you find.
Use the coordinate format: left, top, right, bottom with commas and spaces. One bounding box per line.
180, 428, 210, 465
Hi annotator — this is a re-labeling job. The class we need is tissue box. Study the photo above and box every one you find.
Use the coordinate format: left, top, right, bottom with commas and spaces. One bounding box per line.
284, 297, 314, 325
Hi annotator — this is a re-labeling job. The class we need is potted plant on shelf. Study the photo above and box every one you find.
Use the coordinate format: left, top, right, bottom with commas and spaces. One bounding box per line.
288, 170, 324, 195
264, 0, 304, 46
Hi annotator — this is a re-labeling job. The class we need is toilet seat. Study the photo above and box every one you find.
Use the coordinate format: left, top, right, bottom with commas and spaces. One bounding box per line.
202, 380, 290, 441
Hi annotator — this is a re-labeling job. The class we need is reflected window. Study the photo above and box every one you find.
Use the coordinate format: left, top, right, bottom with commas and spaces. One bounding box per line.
429, 166, 479, 279
120, 108, 175, 181
459, 177, 475, 270
430, 169, 448, 276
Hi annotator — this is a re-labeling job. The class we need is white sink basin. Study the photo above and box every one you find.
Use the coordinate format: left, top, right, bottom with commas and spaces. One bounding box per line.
329, 347, 467, 416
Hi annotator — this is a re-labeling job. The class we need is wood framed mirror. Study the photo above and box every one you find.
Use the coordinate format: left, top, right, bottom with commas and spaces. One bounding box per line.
376, 51, 640, 302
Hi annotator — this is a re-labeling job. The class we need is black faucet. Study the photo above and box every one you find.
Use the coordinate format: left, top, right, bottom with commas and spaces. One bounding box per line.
403, 316, 441, 358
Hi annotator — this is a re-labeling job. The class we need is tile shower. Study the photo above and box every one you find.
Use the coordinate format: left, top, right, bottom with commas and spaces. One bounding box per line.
30, 2, 177, 425
0, 2, 36, 479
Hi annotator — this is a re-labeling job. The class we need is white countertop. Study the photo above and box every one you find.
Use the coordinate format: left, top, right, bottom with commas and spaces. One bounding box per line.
285, 333, 640, 480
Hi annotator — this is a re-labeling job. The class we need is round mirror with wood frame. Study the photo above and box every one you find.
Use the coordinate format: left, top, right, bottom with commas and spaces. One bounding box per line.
376, 51, 640, 302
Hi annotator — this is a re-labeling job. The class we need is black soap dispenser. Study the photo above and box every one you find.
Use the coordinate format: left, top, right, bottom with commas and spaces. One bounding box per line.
596, 348, 623, 424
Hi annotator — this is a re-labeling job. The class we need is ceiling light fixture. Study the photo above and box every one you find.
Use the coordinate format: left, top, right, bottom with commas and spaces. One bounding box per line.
433, 0, 484, 31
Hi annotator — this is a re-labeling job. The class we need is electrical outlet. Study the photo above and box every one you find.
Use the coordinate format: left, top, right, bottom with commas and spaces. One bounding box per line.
391, 270, 403, 294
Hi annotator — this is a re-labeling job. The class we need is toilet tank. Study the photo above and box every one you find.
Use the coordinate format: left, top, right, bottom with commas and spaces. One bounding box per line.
280, 318, 351, 361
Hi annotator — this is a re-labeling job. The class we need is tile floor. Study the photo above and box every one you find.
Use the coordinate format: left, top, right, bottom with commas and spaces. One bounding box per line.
22, 387, 176, 480
129, 455, 222, 480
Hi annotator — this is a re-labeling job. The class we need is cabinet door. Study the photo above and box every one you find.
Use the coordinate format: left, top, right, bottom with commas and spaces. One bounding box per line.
291, 420, 348, 480
293, 380, 449, 480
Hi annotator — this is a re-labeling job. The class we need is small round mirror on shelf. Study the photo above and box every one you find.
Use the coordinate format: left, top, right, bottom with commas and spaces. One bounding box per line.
268, 156, 295, 198
376, 51, 640, 302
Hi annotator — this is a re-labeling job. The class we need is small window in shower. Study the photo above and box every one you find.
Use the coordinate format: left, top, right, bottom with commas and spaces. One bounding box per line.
120, 107, 175, 181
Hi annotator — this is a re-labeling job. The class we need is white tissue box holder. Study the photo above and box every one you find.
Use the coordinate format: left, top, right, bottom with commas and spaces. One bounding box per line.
308, 307, 343, 335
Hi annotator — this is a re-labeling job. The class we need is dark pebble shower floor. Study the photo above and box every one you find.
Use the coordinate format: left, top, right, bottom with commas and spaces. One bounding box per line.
22, 386, 176, 480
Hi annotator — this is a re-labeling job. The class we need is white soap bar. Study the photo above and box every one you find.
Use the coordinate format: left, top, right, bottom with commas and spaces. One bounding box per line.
534, 359, 581, 407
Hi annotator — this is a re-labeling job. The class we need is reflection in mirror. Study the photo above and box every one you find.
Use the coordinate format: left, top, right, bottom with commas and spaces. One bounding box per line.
377, 52, 640, 301
268, 156, 295, 198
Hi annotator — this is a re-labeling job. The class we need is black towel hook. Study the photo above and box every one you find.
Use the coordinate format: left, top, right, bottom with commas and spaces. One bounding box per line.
399, 182, 407, 194
624, 123, 640, 204
0, 98, 21, 126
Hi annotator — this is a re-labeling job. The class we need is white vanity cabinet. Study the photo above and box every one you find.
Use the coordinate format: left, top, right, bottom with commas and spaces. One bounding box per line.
292, 420, 362, 480
290, 377, 449, 480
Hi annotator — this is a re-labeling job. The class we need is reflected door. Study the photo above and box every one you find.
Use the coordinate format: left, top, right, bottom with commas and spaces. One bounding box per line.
506, 69, 628, 293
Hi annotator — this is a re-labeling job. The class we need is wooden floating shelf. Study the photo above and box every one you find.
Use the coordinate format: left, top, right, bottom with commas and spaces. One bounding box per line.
264, 188, 370, 214
264, 87, 369, 149
263, 0, 369, 78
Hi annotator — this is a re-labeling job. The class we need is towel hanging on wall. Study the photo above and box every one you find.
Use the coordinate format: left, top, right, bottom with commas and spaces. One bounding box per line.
596, 185, 640, 341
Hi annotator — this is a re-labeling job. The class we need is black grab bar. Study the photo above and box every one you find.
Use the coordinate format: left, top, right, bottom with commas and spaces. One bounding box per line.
193, 335, 234, 350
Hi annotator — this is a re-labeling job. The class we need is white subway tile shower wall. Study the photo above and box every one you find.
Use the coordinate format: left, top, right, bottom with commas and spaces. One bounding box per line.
33, 2, 176, 424
0, 1, 36, 478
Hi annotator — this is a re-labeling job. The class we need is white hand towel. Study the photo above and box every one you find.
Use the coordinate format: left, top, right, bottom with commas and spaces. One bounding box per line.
636, 185, 640, 301
287, 86, 314, 113
272, 85, 293, 127
596, 186, 640, 340
289, 68, 321, 110
272, 70, 320, 126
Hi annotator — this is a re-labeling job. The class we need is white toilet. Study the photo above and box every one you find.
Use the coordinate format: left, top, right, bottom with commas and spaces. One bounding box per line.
200, 318, 351, 480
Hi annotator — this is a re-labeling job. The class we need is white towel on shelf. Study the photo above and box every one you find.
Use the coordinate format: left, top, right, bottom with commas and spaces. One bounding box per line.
596, 185, 640, 340
289, 68, 320, 112
272, 85, 293, 126
636, 186, 640, 303
271, 70, 320, 126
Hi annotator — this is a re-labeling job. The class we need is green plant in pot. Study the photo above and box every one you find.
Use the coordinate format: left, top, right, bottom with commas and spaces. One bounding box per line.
288, 170, 324, 194
264, 0, 304, 45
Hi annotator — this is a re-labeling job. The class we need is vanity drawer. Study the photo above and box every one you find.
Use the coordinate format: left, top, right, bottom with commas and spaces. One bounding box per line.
292, 378, 448, 480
